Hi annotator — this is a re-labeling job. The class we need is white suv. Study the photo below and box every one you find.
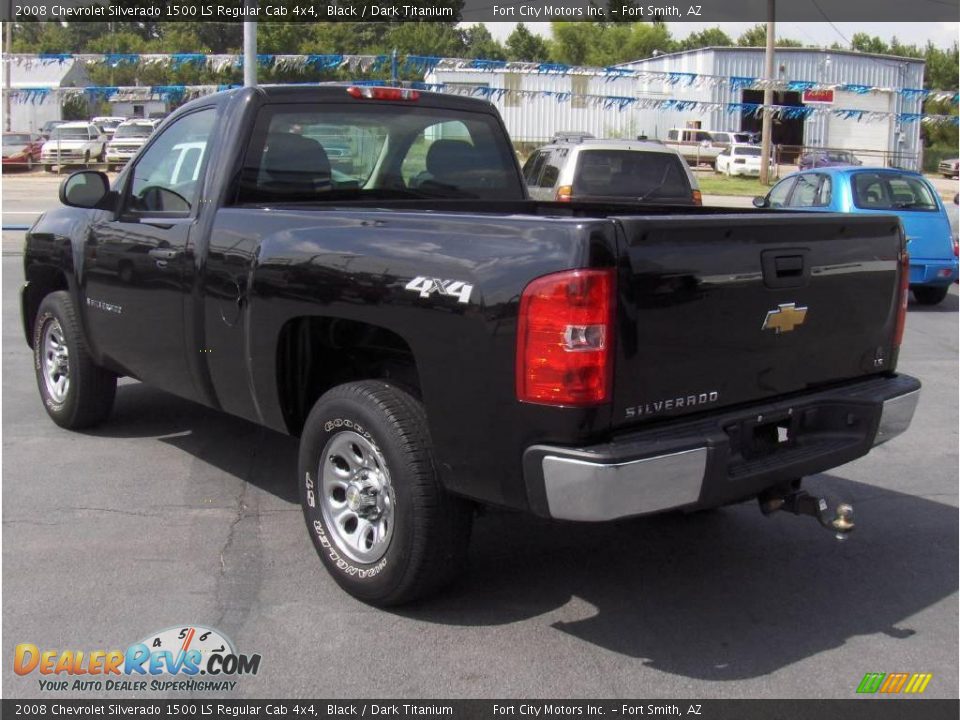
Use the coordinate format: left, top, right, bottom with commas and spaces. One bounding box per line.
41, 122, 107, 171
523, 138, 701, 205
105, 119, 158, 171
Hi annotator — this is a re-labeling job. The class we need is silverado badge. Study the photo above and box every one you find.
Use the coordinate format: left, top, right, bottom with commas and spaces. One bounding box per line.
762, 303, 808, 334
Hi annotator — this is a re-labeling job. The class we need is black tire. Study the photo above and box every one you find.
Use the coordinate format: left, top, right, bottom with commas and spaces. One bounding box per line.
33, 291, 116, 429
83, 150, 90, 166
298, 381, 472, 606
43, 165, 54, 173
913, 286, 949, 305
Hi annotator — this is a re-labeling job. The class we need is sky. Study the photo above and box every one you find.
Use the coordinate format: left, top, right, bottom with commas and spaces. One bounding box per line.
480, 22, 960, 50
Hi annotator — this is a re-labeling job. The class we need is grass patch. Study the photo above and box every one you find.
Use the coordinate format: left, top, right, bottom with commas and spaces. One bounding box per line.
696, 173, 778, 197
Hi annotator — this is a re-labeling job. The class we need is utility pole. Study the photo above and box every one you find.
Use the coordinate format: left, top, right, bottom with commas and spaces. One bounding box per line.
5, 17, 13, 131
759, 0, 775, 184
243, 21, 257, 87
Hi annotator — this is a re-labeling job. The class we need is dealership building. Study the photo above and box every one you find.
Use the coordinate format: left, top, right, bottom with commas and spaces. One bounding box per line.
426, 47, 926, 169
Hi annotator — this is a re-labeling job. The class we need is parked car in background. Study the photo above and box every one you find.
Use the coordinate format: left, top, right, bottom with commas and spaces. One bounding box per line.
715, 144, 775, 177
105, 119, 157, 171
937, 157, 959, 178
732, 132, 758, 145
39, 120, 67, 140
2, 131, 44, 170
755, 167, 957, 305
523, 138, 701, 205
798, 150, 863, 170
663, 127, 724, 168
91, 116, 127, 137
41, 122, 107, 171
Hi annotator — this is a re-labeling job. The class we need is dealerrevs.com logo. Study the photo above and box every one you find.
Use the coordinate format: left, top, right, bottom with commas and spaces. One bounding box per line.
14, 625, 261, 693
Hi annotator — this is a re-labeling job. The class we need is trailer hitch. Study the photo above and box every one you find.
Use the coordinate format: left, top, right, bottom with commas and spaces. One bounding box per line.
758, 487, 855, 541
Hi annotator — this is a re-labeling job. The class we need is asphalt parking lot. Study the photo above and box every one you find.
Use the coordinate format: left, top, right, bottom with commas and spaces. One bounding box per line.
2, 173, 957, 700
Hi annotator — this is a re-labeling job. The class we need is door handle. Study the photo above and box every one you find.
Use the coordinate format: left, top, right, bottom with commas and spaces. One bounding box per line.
148, 248, 180, 260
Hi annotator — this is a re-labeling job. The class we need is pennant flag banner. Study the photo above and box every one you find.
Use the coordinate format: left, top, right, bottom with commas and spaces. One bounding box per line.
9, 81, 956, 126
5, 52, 958, 103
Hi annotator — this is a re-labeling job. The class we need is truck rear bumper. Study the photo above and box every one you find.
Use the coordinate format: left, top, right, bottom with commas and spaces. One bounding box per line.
522, 374, 920, 522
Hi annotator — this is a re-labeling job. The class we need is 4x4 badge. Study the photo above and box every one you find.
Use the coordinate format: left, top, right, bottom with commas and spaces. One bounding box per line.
763, 303, 808, 334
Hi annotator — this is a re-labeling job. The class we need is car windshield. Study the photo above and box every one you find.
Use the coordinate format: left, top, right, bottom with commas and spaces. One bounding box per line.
827, 152, 852, 162
735, 147, 762, 157
49, 127, 90, 140
5, 134, 31, 144
572, 149, 692, 201
114, 124, 153, 138
852, 172, 939, 211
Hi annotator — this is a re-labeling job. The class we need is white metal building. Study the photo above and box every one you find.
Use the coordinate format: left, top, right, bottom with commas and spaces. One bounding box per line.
7, 60, 92, 133
426, 47, 926, 169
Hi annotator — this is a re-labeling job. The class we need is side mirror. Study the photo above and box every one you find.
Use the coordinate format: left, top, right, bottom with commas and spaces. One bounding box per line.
753, 196, 769, 208
59, 170, 114, 210
953, 193, 958, 206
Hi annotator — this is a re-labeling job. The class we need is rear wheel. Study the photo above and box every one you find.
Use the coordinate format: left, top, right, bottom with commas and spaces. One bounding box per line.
912, 285, 949, 305
33, 291, 116, 429
43, 164, 54, 173
298, 381, 472, 606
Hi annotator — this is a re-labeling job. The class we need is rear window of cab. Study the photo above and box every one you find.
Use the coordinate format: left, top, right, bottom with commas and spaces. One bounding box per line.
851, 172, 939, 212
572, 149, 692, 201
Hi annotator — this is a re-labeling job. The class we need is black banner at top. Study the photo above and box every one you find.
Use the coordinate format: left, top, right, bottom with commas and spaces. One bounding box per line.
2, 0, 959, 22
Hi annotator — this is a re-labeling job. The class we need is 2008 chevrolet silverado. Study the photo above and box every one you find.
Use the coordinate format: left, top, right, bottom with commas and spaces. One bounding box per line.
22, 85, 920, 605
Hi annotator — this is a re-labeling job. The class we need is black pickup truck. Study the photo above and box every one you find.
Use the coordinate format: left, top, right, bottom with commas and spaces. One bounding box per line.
22, 85, 920, 605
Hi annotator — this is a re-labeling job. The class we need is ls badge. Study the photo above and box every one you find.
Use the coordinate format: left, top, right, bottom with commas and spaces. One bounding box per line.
762, 302, 808, 334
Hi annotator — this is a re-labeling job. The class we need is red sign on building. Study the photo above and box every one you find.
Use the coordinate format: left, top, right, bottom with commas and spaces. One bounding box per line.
802, 89, 835, 105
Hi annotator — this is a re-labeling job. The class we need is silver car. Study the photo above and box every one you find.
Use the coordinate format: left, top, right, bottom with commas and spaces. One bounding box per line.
522, 138, 701, 205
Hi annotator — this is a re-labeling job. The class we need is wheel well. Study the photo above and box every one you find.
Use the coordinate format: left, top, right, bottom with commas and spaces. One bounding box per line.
23, 265, 68, 348
276, 316, 421, 435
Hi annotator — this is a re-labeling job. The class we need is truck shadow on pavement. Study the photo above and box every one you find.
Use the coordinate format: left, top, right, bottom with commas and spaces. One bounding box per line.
401, 479, 958, 681
88, 383, 957, 682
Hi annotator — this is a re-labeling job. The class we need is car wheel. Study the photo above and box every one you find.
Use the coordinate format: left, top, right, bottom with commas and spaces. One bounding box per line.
298, 380, 473, 606
43, 165, 54, 173
33, 291, 117, 429
83, 150, 90, 166
912, 286, 949, 305
97, 146, 106, 163
26, 155, 34, 170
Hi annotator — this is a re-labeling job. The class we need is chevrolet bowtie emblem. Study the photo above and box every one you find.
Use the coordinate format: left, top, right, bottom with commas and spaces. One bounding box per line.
762, 303, 808, 334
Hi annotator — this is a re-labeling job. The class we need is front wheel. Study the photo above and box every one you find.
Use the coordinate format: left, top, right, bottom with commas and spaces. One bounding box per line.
912, 285, 949, 305
298, 381, 472, 606
33, 291, 116, 429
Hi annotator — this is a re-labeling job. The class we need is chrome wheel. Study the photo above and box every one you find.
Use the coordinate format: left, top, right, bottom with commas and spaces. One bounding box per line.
42, 319, 70, 404
319, 430, 394, 564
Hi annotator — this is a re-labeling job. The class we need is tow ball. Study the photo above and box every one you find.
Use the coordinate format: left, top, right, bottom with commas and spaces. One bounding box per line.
758, 487, 855, 541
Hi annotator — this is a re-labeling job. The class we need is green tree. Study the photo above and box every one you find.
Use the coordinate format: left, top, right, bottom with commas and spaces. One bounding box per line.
462, 25, 506, 60
505, 23, 550, 62
678, 27, 733, 51
736, 24, 803, 48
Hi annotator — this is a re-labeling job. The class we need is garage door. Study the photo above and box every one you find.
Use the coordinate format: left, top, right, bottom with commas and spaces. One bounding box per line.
827, 90, 892, 160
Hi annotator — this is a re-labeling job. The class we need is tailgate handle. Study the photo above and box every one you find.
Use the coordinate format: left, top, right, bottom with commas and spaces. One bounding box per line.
775, 255, 804, 277
762, 249, 810, 289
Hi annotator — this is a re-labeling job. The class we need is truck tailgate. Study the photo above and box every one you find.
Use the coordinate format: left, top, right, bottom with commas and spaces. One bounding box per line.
611, 212, 904, 429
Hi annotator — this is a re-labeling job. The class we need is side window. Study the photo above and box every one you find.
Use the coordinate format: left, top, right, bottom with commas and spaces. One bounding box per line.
667, 130, 678, 141
816, 175, 832, 206
522, 151, 544, 185
539, 153, 561, 189
788, 174, 819, 207
767, 177, 796, 208
128, 108, 215, 216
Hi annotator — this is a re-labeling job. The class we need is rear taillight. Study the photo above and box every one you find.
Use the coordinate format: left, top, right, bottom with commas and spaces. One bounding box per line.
555, 185, 573, 202
516, 269, 615, 406
346, 86, 420, 101
953, 237, 958, 257
691, 189, 702, 206
893, 250, 910, 348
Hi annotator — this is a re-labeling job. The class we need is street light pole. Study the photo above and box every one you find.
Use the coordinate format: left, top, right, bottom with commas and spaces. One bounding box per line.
759, 0, 775, 184
243, 21, 257, 87
5, 17, 13, 131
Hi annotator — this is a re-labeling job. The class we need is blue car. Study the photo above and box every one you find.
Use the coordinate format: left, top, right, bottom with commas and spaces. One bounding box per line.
755, 167, 958, 305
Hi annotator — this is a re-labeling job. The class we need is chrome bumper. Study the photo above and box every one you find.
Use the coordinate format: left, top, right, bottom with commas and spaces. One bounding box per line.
541, 448, 707, 521
872, 389, 920, 447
